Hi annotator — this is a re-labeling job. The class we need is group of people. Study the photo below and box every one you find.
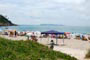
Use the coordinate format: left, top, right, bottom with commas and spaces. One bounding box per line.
3, 30, 18, 37
9, 30, 17, 37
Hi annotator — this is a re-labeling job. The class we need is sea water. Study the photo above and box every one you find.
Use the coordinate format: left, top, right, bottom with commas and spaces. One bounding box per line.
0, 25, 90, 34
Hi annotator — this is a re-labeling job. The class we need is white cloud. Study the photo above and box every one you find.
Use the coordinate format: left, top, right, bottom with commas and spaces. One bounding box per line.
0, 0, 90, 26
51, 0, 85, 4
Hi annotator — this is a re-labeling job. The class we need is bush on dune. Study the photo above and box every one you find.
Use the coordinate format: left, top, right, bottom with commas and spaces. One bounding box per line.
86, 50, 90, 59
0, 37, 77, 60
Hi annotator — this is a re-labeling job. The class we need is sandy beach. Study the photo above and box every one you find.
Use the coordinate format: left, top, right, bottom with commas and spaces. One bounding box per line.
0, 35, 90, 60
38, 38, 90, 60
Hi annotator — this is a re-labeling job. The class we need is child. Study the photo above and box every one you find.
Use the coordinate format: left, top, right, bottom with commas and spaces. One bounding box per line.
50, 40, 55, 49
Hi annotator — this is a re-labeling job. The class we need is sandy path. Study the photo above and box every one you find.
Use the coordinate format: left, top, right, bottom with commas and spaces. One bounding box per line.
54, 46, 87, 60
38, 38, 90, 60
0, 35, 27, 40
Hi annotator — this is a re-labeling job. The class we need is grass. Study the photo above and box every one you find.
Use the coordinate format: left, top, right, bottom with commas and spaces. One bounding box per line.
0, 37, 77, 60
86, 50, 90, 59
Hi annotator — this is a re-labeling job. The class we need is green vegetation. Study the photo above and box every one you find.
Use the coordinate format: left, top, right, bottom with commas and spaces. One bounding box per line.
0, 37, 77, 60
0, 15, 10, 23
86, 50, 90, 59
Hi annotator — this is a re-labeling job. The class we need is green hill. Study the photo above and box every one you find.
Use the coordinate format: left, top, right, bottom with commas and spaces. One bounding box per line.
0, 15, 16, 26
0, 37, 77, 60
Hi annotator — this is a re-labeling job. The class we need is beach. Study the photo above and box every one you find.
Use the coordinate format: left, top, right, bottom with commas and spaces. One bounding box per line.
0, 0, 90, 59
0, 35, 90, 60
38, 38, 90, 60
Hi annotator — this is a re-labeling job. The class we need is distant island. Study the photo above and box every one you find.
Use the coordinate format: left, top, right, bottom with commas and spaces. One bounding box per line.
0, 15, 17, 26
40, 24, 64, 26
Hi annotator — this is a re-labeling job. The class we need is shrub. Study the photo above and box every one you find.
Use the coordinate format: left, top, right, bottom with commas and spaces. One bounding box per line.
0, 37, 77, 60
86, 50, 90, 58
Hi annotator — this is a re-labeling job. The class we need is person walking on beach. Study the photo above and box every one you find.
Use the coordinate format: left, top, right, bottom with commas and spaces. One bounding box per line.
50, 40, 55, 49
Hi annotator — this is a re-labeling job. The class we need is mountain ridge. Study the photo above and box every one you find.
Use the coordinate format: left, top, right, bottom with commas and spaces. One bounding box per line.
0, 15, 17, 26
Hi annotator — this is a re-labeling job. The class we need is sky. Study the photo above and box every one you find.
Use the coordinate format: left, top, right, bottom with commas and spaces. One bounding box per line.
0, 0, 90, 26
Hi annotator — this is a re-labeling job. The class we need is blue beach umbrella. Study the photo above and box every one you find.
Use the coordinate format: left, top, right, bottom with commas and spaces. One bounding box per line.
41, 30, 64, 45
41, 30, 64, 35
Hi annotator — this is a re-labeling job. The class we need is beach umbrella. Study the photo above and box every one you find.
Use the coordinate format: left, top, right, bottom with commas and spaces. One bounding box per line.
41, 30, 64, 35
41, 30, 64, 45
34, 31, 41, 37
26, 32, 32, 36
64, 32, 71, 38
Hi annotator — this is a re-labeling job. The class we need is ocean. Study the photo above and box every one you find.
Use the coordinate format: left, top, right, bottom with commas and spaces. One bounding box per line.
0, 25, 90, 34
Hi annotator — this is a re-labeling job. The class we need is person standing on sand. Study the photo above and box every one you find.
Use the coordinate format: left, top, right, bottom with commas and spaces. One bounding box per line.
50, 40, 55, 49
14, 30, 17, 37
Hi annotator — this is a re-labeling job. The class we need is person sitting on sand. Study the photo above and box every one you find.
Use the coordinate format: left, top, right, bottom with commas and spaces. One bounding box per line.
9, 31, 13, 37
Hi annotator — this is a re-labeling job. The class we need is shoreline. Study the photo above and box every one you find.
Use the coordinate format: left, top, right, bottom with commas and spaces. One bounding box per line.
0, 25, 90, 34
